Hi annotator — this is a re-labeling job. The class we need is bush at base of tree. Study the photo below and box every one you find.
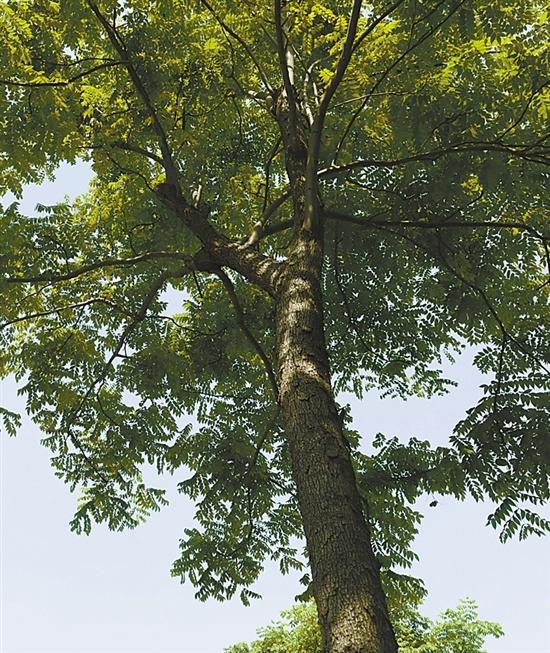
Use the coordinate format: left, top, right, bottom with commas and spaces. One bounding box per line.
225, 599, 503, 653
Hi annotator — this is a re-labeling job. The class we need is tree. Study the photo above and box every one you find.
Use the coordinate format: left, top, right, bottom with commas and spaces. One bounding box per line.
0, 1, 548, 652
224, 598, 504, 653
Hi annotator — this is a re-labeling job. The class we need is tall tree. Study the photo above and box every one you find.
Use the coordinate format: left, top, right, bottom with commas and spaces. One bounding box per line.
1, 2, 548, 652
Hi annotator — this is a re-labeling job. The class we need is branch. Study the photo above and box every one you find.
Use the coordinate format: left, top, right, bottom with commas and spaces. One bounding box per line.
274, 0, 298, 139
8, 185, 280, 302
323, 207, 550, 281
108, 140, 164, 165
261, 217, 294, 239
322, 209, 550, 242
315, 0, 362, 124
351, 0, 407, 54
304, 0, 363, 231
242, 186, 292, 247
331, 87, 420, 108
6, 251, 195, 284
320, 140, 550, 178
496, 81, 549, 141
6, 233, 283, 299
262, 136, 283, 213
1, 298, 131, 330
243, 138, 284, 247
0, 60, 127, 88
217, 270, 279, 400
244, 205, 550, 245
98, 145, 155, 190
86, 0, 178, 184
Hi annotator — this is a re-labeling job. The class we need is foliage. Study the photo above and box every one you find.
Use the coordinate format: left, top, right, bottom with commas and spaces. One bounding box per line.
225, 601, 322, 653
224, 599, 503, 653
0, 0, 549, 609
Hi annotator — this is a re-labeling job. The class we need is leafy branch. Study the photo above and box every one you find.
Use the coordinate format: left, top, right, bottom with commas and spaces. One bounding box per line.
304, 0, 364, 232
6, 251, 197, 284
217, 269, 279, 400
86, 0, 178, 185
0, 60, 128, 88
333, 0, 468, 160
321, 140, 550, 178
0, 297, 132, 330
199, 0, 274, 94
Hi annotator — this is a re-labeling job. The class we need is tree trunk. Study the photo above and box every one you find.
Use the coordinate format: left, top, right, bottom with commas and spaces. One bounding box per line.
275, 234, 398, 653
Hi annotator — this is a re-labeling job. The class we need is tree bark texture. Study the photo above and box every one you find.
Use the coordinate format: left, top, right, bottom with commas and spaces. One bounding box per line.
275, 232, 398, 653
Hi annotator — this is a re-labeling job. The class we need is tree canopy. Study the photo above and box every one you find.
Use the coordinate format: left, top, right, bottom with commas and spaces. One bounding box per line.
1, 1, 549, 651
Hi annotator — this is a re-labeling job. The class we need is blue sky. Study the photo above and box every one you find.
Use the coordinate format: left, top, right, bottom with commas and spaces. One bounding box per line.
1, 164, 549, 652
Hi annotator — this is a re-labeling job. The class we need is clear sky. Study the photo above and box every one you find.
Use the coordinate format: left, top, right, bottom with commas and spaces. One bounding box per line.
1, 164, 549, 653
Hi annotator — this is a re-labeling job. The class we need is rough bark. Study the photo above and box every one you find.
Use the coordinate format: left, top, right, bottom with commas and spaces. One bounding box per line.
275, 232, 398, 653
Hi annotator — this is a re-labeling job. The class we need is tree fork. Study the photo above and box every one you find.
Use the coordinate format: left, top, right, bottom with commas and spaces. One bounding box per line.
275, 232, 397, 653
